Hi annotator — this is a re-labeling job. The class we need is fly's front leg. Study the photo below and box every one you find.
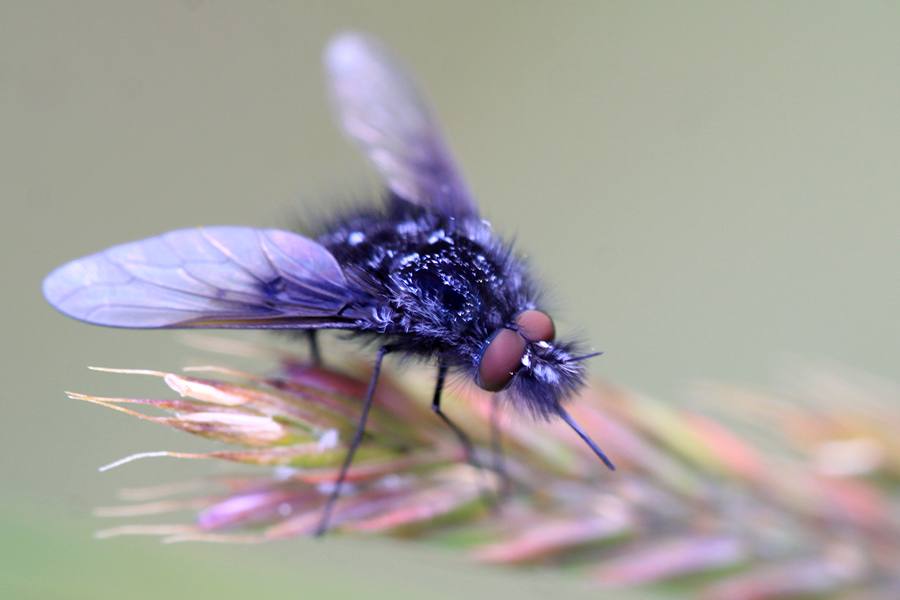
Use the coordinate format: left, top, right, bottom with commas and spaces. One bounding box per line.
431, 363, 478, 466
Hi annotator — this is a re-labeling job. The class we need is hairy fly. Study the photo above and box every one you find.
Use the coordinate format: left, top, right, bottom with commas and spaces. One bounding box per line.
43, 32, 614, 535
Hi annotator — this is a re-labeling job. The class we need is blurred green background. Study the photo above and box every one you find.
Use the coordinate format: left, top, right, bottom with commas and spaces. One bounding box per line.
2, 3, 898, 599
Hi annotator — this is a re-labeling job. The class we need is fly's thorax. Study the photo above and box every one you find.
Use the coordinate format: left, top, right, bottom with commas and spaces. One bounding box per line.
316, 198, 438, 268
387, 226, 510, 331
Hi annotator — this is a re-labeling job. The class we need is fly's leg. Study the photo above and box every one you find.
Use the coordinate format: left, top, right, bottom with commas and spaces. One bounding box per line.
490, 395, 512, 499
431, 363, 500, 506
315, 344, 392, 536
430, 363, 477, 465
306, 330, 322, 366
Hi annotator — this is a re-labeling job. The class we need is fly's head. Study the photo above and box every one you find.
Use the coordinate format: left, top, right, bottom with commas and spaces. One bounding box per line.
474, 309, 592, 418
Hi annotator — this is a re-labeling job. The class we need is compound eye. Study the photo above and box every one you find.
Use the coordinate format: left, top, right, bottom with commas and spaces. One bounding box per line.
514, 310, 555, 343
477, 328, 526, 392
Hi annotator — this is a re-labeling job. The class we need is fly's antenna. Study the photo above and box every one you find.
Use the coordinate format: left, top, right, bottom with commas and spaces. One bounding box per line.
557, 407, 615, 470
568, 351, 602, 362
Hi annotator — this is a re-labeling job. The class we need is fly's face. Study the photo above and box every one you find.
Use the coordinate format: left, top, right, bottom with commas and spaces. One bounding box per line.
475, 309, 588, 415
476, 309, 583, 404
477, 309, 556, 391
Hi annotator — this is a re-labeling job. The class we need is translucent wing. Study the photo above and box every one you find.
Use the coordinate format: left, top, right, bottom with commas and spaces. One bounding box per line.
42, 227, 370, 329
324, 32, 479, 220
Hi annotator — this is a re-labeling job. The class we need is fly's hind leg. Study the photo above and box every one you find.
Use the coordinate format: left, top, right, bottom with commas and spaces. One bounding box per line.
305, 330, 322, 366
315, 344, 393, 536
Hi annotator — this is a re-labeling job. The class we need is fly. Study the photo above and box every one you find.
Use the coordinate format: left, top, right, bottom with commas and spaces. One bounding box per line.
43, 32, 614, 536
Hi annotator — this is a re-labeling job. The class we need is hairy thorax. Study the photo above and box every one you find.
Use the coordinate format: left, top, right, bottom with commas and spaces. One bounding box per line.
317, 198, 533, 353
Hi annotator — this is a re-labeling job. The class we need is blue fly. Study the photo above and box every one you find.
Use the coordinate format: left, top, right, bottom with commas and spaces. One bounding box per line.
43, 32, 614, 535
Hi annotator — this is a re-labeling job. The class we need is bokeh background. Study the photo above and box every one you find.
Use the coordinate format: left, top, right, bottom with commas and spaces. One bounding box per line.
2, 3, 898, 599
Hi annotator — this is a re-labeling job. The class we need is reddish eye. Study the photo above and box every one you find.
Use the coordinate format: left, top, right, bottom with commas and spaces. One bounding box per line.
477, 328, 526, 392
514, 310, 555, 343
